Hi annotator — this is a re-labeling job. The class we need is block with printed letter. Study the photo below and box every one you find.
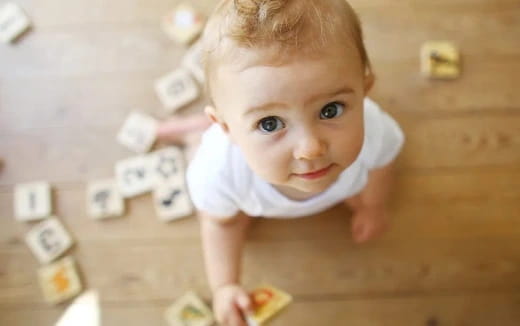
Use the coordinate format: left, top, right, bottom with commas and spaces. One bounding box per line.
86, 179, 125, 219
38, 256, 82, 305
246, 284, 293, 326
164, 291, 214, 326
155, 68, 199, 113
115, 155, 154, 198
25, 217, 74, 264
14, 181, 52, 221
182, 40, 205, 84
117, 112, 158, 153
162, 3, 206, 45
420, 41, 461, 79
0, 3, 31, 43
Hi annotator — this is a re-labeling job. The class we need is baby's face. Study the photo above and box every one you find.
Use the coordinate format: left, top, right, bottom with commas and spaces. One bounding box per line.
210, 45, 370, 195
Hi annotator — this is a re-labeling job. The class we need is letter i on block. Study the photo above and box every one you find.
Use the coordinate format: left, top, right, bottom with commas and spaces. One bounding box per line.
38, 256, 82, 305
25, 217, 74, 264
420, 41, 461, 79
86, 179, 125, 219
14, 181, 52, 221
0, 3, 31, 43
164, 292, 214, 326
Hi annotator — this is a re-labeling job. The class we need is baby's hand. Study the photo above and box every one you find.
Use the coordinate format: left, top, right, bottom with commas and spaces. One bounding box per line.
213, 284, 253, 326
350, 206, 389, 243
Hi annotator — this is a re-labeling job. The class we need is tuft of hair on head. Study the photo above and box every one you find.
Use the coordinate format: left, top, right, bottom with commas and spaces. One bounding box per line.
201, 0, 373, 95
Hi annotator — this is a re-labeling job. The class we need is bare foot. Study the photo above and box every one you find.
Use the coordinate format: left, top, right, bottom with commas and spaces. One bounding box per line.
350, 206, 389, 243
156, 113, 212, 144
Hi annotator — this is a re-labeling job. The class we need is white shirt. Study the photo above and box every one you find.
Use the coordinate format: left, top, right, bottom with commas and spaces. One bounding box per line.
186, 98, 405, 219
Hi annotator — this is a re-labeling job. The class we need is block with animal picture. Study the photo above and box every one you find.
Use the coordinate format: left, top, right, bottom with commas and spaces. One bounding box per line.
155, 68, 199, 113
14, 181, 52, 221
246, 284, 293, 326
86, 179, 125, 219
25, 217, 74, 264
38, 256, 82, 305
164, 291, 214, 326
115, 155, 154, 198
162, 3, 206, 45
420, 41, 461, 79
117, 112, 158, 153
0, 3, 31, 43
182, 40, 205, 84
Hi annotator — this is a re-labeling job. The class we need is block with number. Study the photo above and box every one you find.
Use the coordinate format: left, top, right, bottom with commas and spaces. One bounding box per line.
0, 3, 31, 43
162, 3, 205, 45
86, 179, 125, 219
115, 156, 154, 198
164, 291, 214, 326
155, 68, 199, 113
38, 256, 82, 305
117, 112, 158, 153
153, 182, 193, 221
420, 41, 460, 79
182, 40, 205, 84
14, 181, 52, 221
25, 217, 74, 264
148, 147, 185, 186
246, 285, 292, 326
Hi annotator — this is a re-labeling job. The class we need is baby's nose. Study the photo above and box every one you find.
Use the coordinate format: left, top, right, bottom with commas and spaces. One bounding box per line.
293, 132, 327, 160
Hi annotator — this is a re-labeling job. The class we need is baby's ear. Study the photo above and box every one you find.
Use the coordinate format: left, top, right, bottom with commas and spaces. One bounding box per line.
204, 105, 230, 133
364, 71, 376, 94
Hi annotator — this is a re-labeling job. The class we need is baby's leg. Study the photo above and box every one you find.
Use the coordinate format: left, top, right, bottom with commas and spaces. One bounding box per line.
156, 112, 212, 144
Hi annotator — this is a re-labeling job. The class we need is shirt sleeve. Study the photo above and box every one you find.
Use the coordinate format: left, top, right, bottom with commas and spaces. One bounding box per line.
359, 98, 405, 170
185, 126, 240, 219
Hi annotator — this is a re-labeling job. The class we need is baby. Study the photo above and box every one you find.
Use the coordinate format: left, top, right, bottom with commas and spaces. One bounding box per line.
158, 0, 405, 325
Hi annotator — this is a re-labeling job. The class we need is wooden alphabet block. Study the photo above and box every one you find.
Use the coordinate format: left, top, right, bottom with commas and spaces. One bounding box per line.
117, 112, 158, 153
182, 40, 205, 84
86, 179, 125, 219
153, 182, 193, 221
162, 3, 205, 45
115, 156, 154, 198
38, 256, 82, 305
421, 41, 460, 79
14, 181, 52, 221
246, 284, 292, 326
0, 3, 31, 43
148, 146, 185, 186
155, 68, 199, 113
25, 217, 74, 264
164, 291, 214, 326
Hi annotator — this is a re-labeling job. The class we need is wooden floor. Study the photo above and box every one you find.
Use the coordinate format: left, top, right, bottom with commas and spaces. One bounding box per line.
1, 0, 520, 325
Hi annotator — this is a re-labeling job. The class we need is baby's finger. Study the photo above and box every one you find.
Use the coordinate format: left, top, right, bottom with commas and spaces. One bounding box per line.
228, 305, 247, 326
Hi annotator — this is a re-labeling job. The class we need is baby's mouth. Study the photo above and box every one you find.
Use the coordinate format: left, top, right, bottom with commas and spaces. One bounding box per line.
293, 164, 334, 180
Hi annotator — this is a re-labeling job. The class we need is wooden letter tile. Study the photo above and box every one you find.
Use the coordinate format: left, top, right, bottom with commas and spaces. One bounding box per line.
117, 112, 158, 153
38, 256, 82, 305
86, 179, 125, 219
155, 68, 199, 113
115, 156, 154, 198
25, 217, 74, 264
14, 181, 52, 221
0, 3, 31, 43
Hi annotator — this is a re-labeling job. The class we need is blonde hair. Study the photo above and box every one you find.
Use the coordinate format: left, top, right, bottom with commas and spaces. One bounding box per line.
202, 0, 372, 95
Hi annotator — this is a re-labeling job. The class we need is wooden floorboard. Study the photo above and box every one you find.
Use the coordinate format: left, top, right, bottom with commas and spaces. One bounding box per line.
1, 0, 519, 325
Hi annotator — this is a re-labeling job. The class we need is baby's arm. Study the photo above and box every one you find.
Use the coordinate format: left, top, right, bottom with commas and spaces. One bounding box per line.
199, 211, 253, 325
344, 160, 396, 243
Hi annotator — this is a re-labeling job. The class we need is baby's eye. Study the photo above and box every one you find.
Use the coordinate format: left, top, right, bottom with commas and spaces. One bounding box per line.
257, 116, 285, 133
320, 102, 345, 120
